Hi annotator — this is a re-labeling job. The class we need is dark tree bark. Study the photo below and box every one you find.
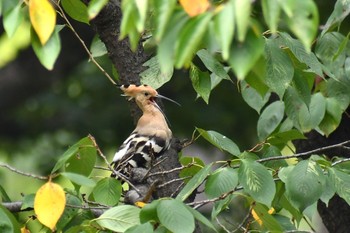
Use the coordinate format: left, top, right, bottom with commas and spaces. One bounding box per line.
87, 0, 199, 215
294, 111, 350, 232
89, 1, 150, 122
88, 2, 201, 231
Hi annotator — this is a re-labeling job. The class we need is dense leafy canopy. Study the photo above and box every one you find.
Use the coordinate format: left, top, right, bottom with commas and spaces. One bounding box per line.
0, 0, 350, 232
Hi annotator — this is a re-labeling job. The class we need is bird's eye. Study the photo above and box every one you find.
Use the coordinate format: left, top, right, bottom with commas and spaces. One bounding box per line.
144, 92, 149, 96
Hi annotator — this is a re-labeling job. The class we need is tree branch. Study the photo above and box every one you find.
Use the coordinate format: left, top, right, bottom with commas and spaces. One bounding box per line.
1, 201, 106, 217
0, 162, 48, 180
257, 140, 350, 163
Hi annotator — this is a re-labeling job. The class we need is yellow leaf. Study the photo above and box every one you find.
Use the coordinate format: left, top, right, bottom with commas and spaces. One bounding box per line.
179, 0, 210, 17
251, 208, 263, 225
34, 181, 66, 230
21, 227, 31, 233
135, 201, 146, 208
29, 0, 56, 45
251, 207, 275, 226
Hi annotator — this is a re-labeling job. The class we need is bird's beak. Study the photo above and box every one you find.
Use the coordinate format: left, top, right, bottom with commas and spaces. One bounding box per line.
156, 94, 181, 106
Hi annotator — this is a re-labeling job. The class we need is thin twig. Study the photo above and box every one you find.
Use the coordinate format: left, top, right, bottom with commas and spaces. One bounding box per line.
157, 176, 192, 189
0, 163, 48, 180
66, 204, 109, 210
216, 217, 230, 233
170, 181, 185, 198
82, 194, 110, 208
93, 165, 111, 171
52, 0, 116, 85
232, 205, 253, 233
332, 158, 350, 167
148, 162, 196, 177
189, 187, 239, 210
257, 140, 350, 163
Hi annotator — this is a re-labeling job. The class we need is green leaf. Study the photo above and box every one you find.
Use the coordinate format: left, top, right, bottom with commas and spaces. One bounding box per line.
286, 86, 325, 133
284, 87, 305, 130
93, 177, 122, 206
125, 222, 153, 233
0, 205, 21, 233
241, 80, 270, 114
179, 156, 205, 182
90, 35, 107, 58
176, 164, 212, 201
120, 0, 141, 50
157, 10, 188, 73
329, 168, 350, 205
211, 195, 234, 219
185, 205, 217, 232
252, 202, 283, 231
320, 172, 336, 206
96, 205, 141, 232
196, 128, 240, 156
134, 0, 148, 33
245, 58, 270, 96
197, 49, 230, 80
299, 93, 326, 132
205, 167, 238, 198
56, 194, 81, 232
321, 0, 350, 35
87, 0, 108, 20
262, 0, 280, 33
52, 136, 93, 174
319, 97, 343, 136
140, 200, 160, 223
285, 160, 325, 211
257, 101, 285, 140
65, 138, 97, 177
61, 172, 96, 187
0, 185, 11, 202
238, 159, 276, 206
140, 56, 173, 89
265, 38, 294, 98
280, 0, 319, 51
214, 0, 235, 59
267, 129, 306, 146
153, 0, 176, 41
3, 2, 23, 37
31, 25, 63, 70
326, 74, 350, 111
157, 199, 194, 233
61, 0, 89, 24
279, 32, 324, 78
279, 193, 303, 224
21, 194, 35, 210
228, 28, 264, 80
189, 63, 211, 104
0, 0, 18, 15
261, 146, 287, 169
234, 0, 251, 42
175, 13, 212, 68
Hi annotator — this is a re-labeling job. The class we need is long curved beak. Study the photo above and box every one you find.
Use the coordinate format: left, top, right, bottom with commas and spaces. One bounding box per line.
156, 94, 181, 106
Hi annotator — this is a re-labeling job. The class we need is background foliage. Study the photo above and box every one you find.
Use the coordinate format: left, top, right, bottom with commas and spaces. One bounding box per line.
0, 0, 350, 232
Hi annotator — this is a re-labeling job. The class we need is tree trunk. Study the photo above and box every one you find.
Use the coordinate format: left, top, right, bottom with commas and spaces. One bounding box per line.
294, 110, 350, 232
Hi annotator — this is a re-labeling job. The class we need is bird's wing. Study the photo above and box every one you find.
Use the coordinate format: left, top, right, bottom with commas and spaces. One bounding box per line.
112, 133, 169, 174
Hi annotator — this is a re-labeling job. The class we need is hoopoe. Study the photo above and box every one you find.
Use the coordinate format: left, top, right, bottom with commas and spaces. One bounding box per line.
111, 84, 179, 177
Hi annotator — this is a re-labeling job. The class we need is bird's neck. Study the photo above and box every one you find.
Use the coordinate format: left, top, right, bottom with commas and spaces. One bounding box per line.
136, 104, 170, 131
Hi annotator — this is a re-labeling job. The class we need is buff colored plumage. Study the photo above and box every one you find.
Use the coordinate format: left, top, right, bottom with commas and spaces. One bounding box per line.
112, 84, 177, 176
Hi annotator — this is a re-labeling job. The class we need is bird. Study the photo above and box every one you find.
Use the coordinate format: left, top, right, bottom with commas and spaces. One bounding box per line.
111, 84, 179, 178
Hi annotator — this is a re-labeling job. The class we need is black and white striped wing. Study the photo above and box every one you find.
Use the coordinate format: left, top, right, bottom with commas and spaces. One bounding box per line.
112, 133, 168, 175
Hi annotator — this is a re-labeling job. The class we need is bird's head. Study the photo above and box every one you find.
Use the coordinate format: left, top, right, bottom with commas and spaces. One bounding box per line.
118, 84, 179, 110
